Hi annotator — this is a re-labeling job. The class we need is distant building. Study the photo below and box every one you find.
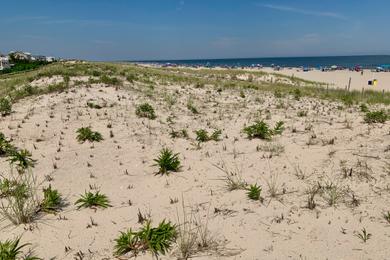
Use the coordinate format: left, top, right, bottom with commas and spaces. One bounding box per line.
9, 51, 32, 61
33, 55, 47, 62
46, 56, 56, 62
0, 55, 11, 70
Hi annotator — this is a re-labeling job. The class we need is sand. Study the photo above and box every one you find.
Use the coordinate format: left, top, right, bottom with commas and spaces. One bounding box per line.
261, 67, 390, 92
0, 69, 389, 259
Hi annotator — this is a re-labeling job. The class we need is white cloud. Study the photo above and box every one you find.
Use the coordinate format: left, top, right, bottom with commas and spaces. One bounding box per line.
258, 4, 347, 20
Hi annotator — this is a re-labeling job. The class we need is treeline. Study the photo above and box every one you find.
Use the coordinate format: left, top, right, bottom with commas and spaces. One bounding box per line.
0, 60, 50, 74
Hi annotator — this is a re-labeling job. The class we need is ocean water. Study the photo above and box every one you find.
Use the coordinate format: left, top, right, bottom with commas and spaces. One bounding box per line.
142, 55, 390, 69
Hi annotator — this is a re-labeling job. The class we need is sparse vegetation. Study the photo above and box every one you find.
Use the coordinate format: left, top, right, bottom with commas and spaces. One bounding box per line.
0, 97, 12, 116
195, 129, 222, 143
114, 220, 177, 258
364, 110, 388, 123
135, 103, 156, 119
153, 148, 181, 175
75, 191, 110, 209
76, 127, 103, 143
243, 121, 284, 140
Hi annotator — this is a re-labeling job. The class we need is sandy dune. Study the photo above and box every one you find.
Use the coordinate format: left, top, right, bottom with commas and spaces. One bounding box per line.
0, 65, 389, 259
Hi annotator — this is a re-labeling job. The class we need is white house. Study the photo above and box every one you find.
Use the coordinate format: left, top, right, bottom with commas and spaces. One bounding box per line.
0, 55, 10, 70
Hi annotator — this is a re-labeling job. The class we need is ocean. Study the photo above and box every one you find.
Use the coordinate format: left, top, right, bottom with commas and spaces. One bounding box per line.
141, 55, 390, 69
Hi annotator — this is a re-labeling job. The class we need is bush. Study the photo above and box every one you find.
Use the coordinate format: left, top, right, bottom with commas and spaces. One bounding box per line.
243, 121, 284, 140
364, 110, 388, 123
0, 97, 12, 116
114, 220, 176, 257
135, 103, 156, 119
153, 148, 181, 175
100, 75, 120, 85
76, 127, 103, 143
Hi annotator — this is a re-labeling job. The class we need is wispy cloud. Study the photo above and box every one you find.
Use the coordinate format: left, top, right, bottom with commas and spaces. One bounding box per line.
258, 4, 347, 20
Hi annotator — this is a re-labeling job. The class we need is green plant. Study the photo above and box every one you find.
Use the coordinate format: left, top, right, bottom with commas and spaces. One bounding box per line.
0, 133, 16, 157
195, 129, 221, 143
297, 110, 308, 117
364, 110, 388, 123
384, 211, 390, 224
0, 237, 40, 260
153, 148, 181, 175
75, 191, 110, 209
76, 127, 103, 143
87, 101, 102, 109
293, 88, 301, 100
0, 97, 12, 116
0, 168, 40, 225
355, 228, 371, 243
273, 121, 285, 135
187, 100, 199, 114
114, 220, 177, 258
7, 149, 36, 173
243, 121, 272, 140
100, 75, 120, 85
135, 103, 156, 119
40, 185, 62, 213
359, 103, 369, 112
247, 184, 262, 201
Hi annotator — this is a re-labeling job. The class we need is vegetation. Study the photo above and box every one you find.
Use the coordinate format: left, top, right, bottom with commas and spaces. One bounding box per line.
364, 110, 388, 123
75, 191, 110, 209
247, 184, 262, 201
114, 220, 176, 258
76, 127, 103, 143
0, 237, 40, 260
40, 185, 62, 213
7, 149, 36, 173
153, 148, 181, 175
0, 168, 40, 225
0, 132, 16, 157
243, 121, 284, 140
0, 97, 12, 116
195, 129, 222, 143
355, 228, 371, 243
135, 103, 156, 119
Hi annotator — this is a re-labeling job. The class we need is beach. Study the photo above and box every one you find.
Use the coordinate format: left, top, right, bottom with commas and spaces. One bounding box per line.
261, 67, 390, 92
0, 62, 389, 259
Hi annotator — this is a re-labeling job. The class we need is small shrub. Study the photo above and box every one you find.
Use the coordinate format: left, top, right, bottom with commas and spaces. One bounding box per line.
0, 133, 16, 157
40, 185, 62, 213
247, 184, 262, 201
244, 121, 284, 140
114, 220, 177, 257
195, 129, 221, 143
75, 191, 110, 209
0, 97, 12, 116
0, 237, 40, 260
100, 75, 120, 85
293, 88, 301, 101
76, 127, 103, 143
153, 148, 181, 175
364, 110, 388, 123
7, 149, 36, 173
297, 110, 308, 117
135, 103, 156, 119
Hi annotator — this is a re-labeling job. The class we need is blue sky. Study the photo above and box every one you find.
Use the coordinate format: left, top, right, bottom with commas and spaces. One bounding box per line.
1, 0, 389, 60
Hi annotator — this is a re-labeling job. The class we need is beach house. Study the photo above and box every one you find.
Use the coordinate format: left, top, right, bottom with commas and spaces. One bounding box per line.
0, 55, 11, 70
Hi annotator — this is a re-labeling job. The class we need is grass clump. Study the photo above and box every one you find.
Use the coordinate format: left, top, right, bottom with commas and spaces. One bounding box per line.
0, 97, 12, 116
7, 149, 36, 173
75, 190, 110, 209
247, 184, 262, 201
0, 237, 40, 260
40, 185, 62, 213
76, 127, 103, 143
195, 129, 222, 143
135, 103, 156, 119
114, 220, 177, 258
0, 133, 16, 157
0, 168, 40, 225
243, 121, 284, 140
153, 148, 181, 175
364, 110, 388, 123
